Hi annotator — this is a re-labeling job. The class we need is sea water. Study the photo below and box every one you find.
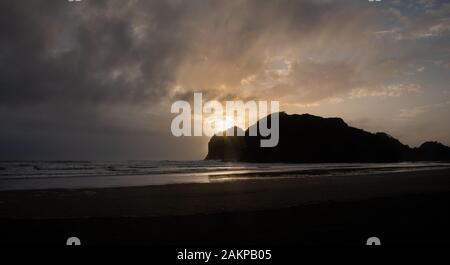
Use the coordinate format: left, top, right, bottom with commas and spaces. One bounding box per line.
0, 160, 449, 191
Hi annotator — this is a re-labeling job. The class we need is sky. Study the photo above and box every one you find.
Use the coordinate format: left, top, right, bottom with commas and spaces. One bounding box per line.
0, 0, 449, 161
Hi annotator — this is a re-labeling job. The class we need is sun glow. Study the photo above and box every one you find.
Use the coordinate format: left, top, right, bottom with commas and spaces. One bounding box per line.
213, 116, 235, 133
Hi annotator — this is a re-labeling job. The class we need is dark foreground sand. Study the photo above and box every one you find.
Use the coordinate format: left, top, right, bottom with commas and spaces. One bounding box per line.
0, 168, 449, 245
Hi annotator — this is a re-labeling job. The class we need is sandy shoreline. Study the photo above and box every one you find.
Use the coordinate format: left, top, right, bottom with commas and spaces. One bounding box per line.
1, 192, 449, 245
0, 168, 449, 245
1, 168, 449, 219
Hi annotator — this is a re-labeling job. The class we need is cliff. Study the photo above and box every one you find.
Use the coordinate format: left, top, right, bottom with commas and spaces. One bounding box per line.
205, 112, 450, 163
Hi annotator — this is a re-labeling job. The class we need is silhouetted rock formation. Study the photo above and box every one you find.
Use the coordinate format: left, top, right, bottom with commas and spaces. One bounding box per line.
411, 142, 450, 161
206, 126, 247, 161
205, 113, 450, 163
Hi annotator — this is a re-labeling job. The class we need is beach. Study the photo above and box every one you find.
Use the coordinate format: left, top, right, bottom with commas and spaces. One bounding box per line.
0, 168, 449, 245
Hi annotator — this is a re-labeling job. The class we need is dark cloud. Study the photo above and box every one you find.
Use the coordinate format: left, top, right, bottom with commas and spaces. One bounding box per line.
0, 0, 381, 109
0, 0, 187, 108
0, 0, 190, 159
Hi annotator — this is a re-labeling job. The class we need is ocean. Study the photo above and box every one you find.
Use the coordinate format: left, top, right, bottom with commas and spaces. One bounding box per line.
0, 160, 449, 191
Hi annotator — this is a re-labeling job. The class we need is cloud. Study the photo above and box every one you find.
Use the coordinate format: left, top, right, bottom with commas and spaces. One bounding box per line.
378, 2, 450, 40
397, 107, 428, 120
0, 0, 427, 110
395, 101, 450, 121
169, 0, 382, 103
350, 84, 422, 98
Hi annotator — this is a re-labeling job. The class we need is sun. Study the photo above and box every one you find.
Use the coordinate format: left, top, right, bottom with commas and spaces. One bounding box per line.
214, 117, 235, 133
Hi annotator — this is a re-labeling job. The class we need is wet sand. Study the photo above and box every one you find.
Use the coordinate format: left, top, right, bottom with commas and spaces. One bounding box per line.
0, 168, 449, 245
